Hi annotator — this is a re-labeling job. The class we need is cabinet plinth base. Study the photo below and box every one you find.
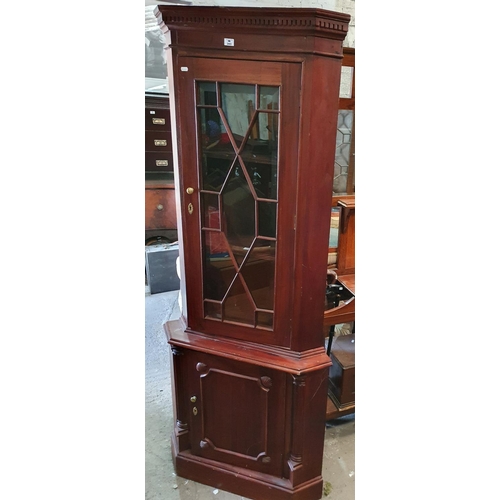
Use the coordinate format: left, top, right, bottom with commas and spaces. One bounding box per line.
171, 434, 324, 500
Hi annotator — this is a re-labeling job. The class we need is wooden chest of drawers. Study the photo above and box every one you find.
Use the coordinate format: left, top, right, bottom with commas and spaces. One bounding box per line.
145, 181, 177, 231
145, 93, 177, 243
145, 94, 173, 173
328, 333, 355, 412
145, 106, 171, 131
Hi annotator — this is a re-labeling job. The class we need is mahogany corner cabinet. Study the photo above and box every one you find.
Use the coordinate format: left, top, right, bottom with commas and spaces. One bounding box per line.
157, 6, 350, 500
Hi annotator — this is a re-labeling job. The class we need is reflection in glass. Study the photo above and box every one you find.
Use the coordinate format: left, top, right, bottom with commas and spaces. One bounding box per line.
201, 193, 219, 229
221, 83, 256, 150
221, 162, 256, 262
197, 81, 280, 330
240, 112, 278, 200
198, 107, 235, 191
204, 301, 222, 320
202, 231, 233, 301
201, 153, 235, 192
333, 110, 353, 194
223, 275, 255, 326
240, 240, 275, 311
259, 86, 279, 110
199, 108, 222, 148
258, 201, 277, 238
198, 81, 217, 105
256, 311, 273, 329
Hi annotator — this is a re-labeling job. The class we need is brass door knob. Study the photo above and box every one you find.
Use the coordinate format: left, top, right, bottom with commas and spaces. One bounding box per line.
157, 204, 163, 210
186, 187, 194, 195
190, 396, 197, 403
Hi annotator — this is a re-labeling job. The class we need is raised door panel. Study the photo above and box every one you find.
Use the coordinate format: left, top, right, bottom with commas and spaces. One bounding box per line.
185, 350, 286, 477
174, 56, 301, 348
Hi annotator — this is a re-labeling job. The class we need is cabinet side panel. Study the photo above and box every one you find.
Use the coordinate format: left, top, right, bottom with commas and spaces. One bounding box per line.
287, 367, 329, 485
166, 35, 189, 323
291, 54, 343, 352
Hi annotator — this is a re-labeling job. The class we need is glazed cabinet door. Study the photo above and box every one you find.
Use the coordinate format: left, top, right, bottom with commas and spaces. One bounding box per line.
184, 350, 287, 477
175, 57, 301, 347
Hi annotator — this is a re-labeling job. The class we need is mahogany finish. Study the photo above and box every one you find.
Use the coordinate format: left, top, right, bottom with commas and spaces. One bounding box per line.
145, 183, 177, 231
324, 197, 355, 420
158, 6, 350, 500
145, 94, 173, 174
145, 94, 178, 242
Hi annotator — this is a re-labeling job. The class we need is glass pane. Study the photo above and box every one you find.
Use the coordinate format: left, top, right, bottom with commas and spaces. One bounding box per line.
240, 239, 275, 311
197, 81, 217, 105
333, 110, 353, 194
223, 275, 255, 326
241, 112, 278, 200
202, 231, 234, 301
221, 83, 256, 150
199, 108, 235, 191
259, 86, 279, 110
201, 193, 219, 229
258, 201, 277, 238
204, 301, 222, 320
258, 110, 279, 143
339, 67, 353, 99
198, 108, 236, 192
256, 311, 273, 329
199, 107, 222, 146
221, 161, 256, 265
198, 81, 280, 332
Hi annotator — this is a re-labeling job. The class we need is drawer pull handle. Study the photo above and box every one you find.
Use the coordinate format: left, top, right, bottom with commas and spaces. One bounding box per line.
152, 118, 165, 125
156, 160, 169, 167
157, 204, 163, 211
154, 139, 167, 147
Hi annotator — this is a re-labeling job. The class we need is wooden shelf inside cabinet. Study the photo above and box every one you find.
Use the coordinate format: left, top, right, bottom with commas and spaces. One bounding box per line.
204, 145, 276, 166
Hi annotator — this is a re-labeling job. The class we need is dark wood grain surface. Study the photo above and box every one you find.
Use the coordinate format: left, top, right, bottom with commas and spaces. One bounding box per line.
158, 6, 350, 499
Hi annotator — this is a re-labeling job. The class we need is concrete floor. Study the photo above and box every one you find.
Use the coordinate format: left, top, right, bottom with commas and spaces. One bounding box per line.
145, 288, 355, 500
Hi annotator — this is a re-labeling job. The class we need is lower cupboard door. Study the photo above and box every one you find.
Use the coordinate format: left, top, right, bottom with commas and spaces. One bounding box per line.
187, 350, 287, 477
